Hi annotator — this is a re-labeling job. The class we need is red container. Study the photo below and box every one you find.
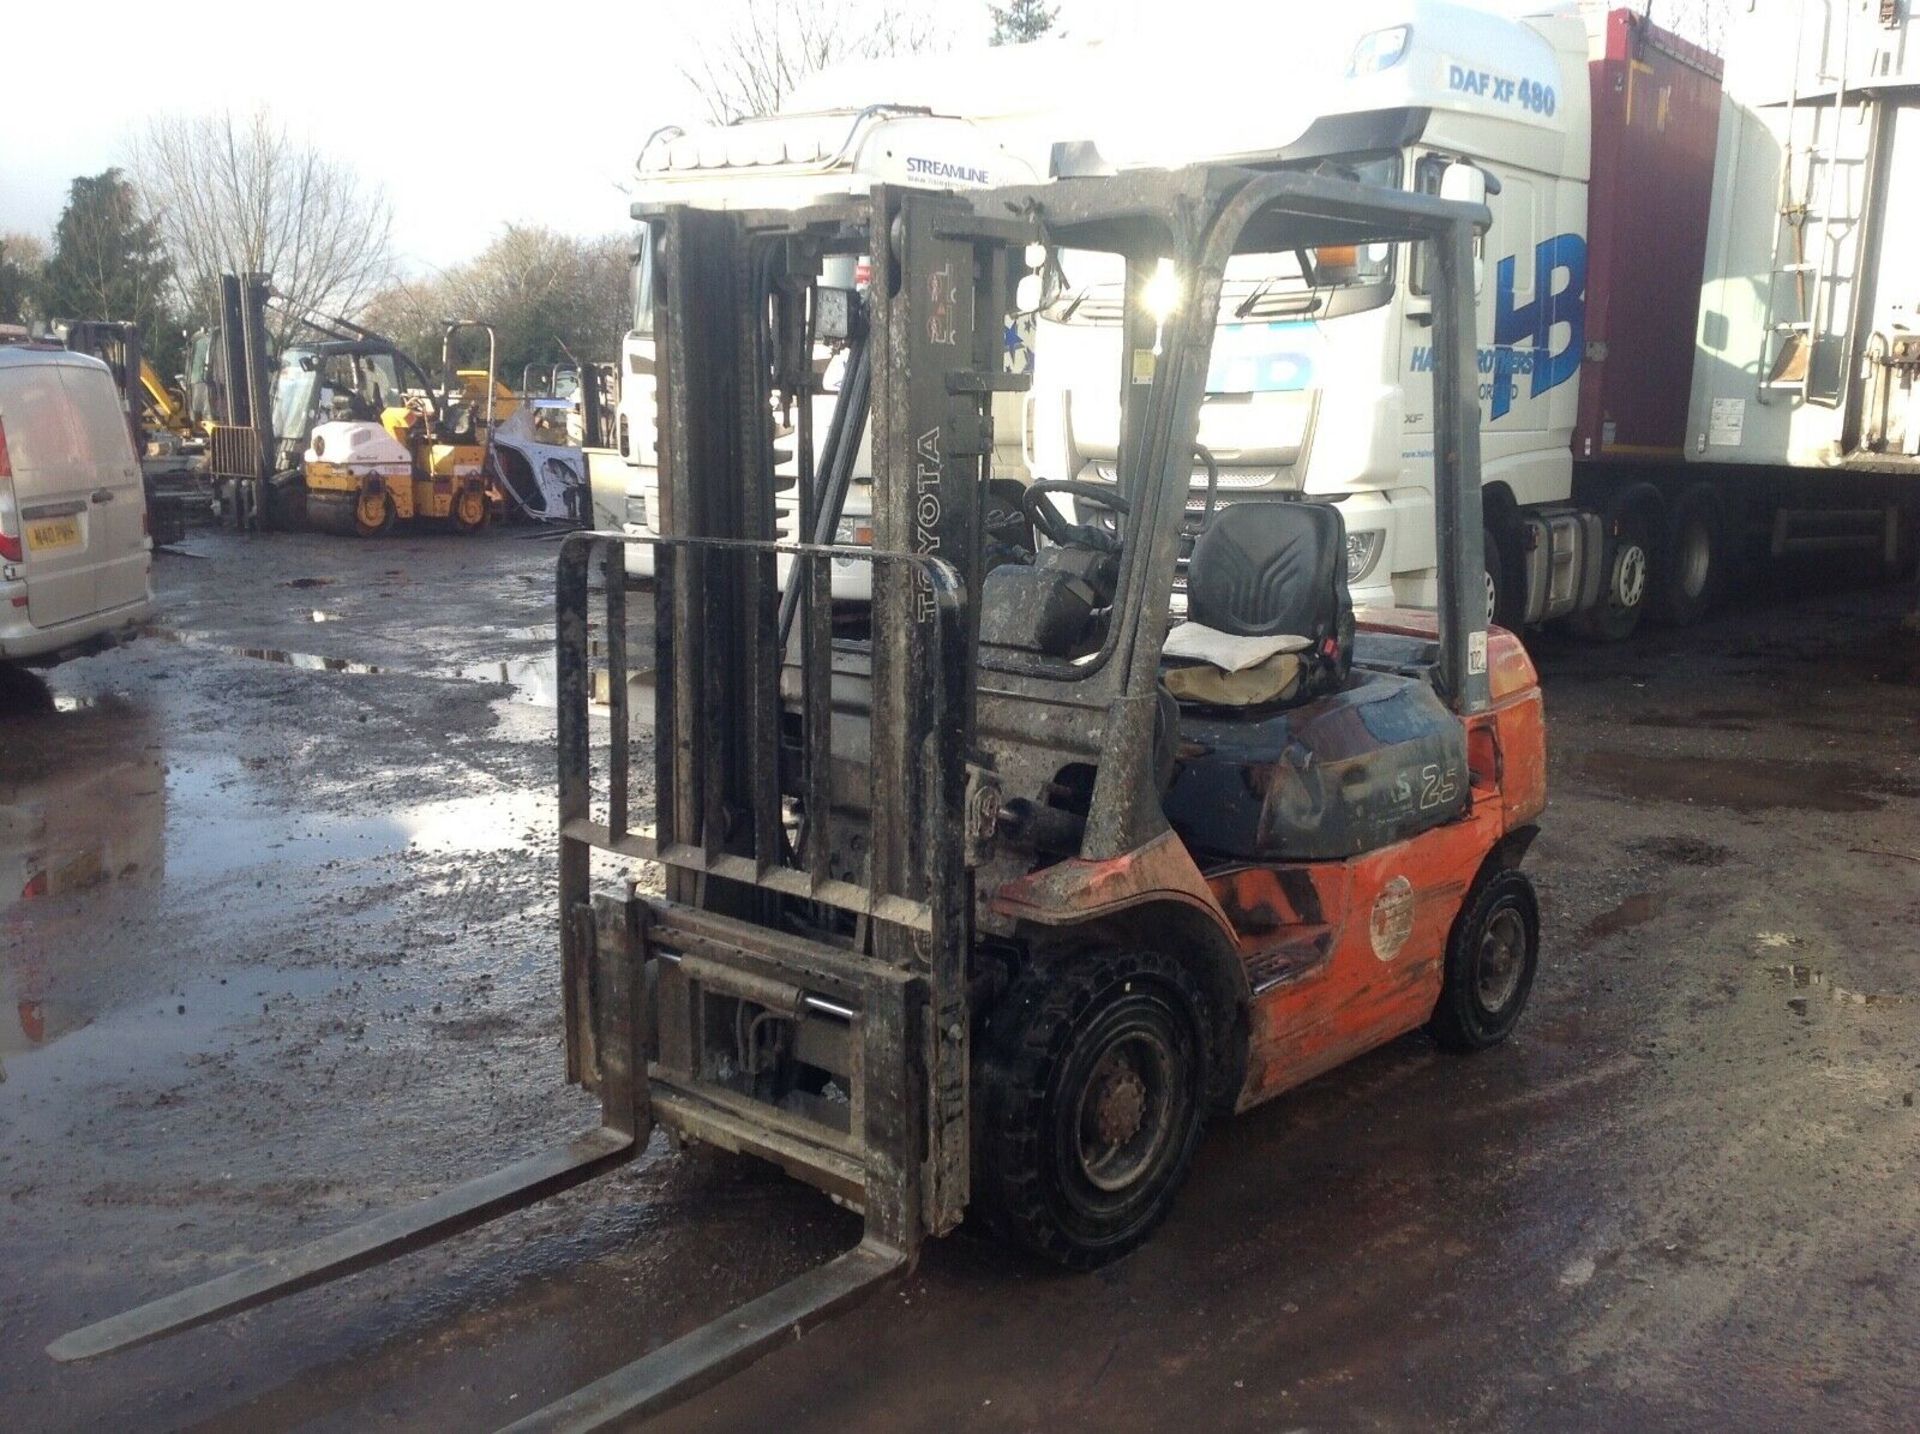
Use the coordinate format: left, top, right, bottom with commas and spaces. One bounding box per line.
1575, 9, 1723, 462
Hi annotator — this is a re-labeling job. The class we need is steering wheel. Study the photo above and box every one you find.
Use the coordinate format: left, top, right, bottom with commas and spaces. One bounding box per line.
1022, 479, 1131, 548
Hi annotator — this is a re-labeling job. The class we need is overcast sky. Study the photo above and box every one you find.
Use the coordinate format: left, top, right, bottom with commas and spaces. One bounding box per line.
3, 0, 1594, 277
0, 0, 1137, 274
1, 0, 706, 270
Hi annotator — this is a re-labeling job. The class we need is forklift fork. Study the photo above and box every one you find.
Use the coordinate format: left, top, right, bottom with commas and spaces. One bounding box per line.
49, 746, 914, 1426
53, 193, 1011, 1426
48, 531, 948, 1425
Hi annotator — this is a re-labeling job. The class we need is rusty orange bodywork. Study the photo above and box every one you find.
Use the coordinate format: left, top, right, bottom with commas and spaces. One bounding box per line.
991, 828, 1230, 931
991, 614, 1547, 1114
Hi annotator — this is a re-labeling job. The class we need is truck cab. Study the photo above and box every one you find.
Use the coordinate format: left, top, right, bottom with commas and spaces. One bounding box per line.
616, 97, 1051, 589
1029, 2, 1591, 621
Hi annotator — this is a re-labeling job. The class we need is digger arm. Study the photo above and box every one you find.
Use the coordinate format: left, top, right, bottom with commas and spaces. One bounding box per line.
137, 358, 186, 433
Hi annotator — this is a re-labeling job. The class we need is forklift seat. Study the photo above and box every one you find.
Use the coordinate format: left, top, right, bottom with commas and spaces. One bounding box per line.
1184, 500, 1353, 697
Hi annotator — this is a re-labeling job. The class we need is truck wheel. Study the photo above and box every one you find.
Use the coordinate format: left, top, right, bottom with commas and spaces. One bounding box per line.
1429, 867, 1539, 1052
1654, 484, 1724, 627
1484, 521, 1524, 632
1571, 508, 1652, 642
974, 947, 1208, 1269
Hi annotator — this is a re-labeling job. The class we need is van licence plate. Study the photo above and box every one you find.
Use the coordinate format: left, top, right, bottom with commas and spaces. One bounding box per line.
26, 516, 82, 553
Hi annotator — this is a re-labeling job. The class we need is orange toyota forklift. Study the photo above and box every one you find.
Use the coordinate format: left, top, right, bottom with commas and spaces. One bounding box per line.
52, 163, 1546, 1428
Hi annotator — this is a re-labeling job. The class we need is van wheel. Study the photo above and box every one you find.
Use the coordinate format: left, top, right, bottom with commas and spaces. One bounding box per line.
1655, 484, 1724, 627
1430, 867, 1539, 1052
1571, 508, 1652, 642
354, 490, 396, 539
974, 947, 1208, 1269
0, 664, 55, 717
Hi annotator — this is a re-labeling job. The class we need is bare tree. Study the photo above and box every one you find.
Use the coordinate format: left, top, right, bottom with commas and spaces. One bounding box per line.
361, 226, 629, 376
132, 110, 396, 346
680, 0, 943, 123
1649, 0, 1735, 51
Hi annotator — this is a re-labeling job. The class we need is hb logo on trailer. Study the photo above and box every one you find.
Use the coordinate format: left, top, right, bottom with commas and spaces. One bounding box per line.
1491, 233, 1586, 420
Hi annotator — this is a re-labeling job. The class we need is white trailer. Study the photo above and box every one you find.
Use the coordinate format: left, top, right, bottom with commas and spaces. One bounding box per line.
1686, 0, 1920, 541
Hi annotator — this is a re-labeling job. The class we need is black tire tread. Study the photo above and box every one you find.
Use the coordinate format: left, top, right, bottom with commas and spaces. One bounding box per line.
1653, 484, 1724, 628
1571, 507, 1653, 643
973, 947, 1209, 1270
1486, 517, 1525, 633
1430, 866, 1540, 1053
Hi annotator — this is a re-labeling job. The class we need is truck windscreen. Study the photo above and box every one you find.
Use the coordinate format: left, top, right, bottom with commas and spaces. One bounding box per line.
1044, 153, 1401, 325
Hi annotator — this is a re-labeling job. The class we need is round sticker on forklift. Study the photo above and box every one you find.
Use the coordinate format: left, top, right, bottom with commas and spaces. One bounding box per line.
1370, 876, 1415, 961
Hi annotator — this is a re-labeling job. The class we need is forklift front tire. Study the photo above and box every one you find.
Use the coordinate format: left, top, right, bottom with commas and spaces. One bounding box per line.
974, 947, 1208, 1270
1429, 866, 1540, 1052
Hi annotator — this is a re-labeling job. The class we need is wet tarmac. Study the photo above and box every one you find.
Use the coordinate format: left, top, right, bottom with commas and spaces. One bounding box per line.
3, 529, 1918, 1431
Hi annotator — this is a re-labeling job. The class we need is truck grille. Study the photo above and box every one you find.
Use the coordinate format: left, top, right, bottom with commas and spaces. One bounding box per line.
1074, 494, 1221, 593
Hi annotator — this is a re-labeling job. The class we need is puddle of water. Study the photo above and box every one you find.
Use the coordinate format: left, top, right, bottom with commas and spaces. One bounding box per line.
1767, 963, 1905, 1008
1583, 750, 1916, 814
143, 625, 569, 708
162, 755, 550, 885
1, 702, 554, 1068
1629, 708, 1764, 733
1633, 835, 1730, 868
1580, 891, 1666, 947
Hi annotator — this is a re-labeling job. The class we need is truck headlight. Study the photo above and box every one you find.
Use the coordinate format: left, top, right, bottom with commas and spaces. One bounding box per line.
626, 492, 648, 528
1346, 528, 1385, 583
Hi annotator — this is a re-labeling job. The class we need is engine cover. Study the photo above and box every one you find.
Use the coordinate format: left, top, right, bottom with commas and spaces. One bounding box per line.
306, 420, 410, 474
1163, 671, 1469, 863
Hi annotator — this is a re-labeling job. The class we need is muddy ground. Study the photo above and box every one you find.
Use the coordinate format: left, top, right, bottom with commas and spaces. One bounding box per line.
2, 528, 1917, 1431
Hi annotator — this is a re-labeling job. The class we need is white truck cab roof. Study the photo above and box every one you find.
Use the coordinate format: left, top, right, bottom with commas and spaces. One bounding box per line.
633, 0, 1585, 216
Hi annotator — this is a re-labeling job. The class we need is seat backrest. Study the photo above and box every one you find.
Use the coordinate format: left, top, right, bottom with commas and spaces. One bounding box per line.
1187, 499, 1353, 684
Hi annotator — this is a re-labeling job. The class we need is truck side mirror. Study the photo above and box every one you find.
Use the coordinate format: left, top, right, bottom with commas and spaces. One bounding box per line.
1438, 161, 1494, 295
1438, 160, 1489, 207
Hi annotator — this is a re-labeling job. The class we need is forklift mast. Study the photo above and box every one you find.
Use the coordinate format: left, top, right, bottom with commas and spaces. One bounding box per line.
207, 272, 279, 529
53, 166, 1495, 1431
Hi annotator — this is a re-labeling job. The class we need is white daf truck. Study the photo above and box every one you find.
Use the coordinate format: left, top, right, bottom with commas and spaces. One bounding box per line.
618, 0, 1916, 632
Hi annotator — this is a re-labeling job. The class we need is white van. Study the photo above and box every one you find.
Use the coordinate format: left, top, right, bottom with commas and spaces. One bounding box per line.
0, 344, 154, 666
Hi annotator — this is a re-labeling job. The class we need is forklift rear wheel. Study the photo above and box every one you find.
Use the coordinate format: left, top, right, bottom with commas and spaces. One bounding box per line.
1429, 867, 1540, 1052
974, 948, 1207, 1270
354, 491, 396, 539
450, 486, 490, 534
